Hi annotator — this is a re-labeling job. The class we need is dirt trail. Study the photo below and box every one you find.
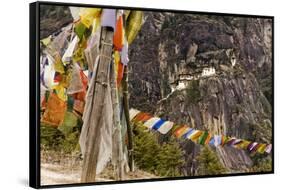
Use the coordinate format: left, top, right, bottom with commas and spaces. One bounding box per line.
41, 163, 113, 185
41, 153, 158, 185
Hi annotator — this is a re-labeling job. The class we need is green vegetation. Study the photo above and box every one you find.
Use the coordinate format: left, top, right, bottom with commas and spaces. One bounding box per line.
41, 117, 82, 153
196, 146, 227, 175
133, 125, 185, 177
40, 124, 64, 151
185, 80, 201, 104
250, 154, 272, 172
249, 121, 272, 144
259, 75, 272, 106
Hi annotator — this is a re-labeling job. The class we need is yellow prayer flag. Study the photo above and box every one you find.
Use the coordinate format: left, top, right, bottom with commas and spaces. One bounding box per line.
237, 140, 251, 149
53, 84, 67, 101
54, 54, 65, 74
124, 10, 131, 20
41, 35, 52, 46
126, 11, 143, 44
79, 8, 101, 28
91, 17, 101, 34
190, 131, 203, 142
114, 50, 120, 75
257, 144, 267, 153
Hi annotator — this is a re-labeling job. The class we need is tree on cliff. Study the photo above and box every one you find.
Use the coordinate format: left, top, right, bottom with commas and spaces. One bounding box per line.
196, 146, 227, 175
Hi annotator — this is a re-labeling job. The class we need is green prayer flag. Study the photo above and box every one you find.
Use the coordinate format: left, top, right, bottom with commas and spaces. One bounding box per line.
58, 111, 78, 136
75, 22, 86, 40
198, 131, 209, 145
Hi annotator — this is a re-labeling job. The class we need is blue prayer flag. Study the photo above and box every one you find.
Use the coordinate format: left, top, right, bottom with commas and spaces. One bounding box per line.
152, 119, 166, 130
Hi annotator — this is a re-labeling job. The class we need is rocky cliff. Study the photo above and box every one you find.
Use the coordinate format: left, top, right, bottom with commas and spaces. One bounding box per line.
128, 12, 272, 174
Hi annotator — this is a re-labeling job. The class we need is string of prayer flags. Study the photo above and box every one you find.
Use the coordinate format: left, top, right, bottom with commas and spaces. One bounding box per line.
129, 109, 272, 154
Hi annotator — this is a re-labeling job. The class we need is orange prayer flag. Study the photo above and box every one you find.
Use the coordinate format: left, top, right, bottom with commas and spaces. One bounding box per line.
80, 70, 88, 89
139, 114, 153, 123
134, 112, 149, 122
41, 93, 67, 127
204, 133, 212, 145
174, 125, 189, 138
113, 15, 124, 51
73, 100, 85, 115
117, 62, 124, 87
72, 91, 86, 101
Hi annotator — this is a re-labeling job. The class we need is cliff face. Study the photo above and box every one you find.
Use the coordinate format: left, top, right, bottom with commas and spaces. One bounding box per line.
128, 12, 272, 173
40, 5, 73, 38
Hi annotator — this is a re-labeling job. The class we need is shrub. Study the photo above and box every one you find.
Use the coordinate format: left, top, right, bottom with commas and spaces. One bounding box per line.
250, 154, 272, 172
133, 125, 185, 177
156, 140, 185, 176
40, 116, 82, 153
196, 146, 227, 175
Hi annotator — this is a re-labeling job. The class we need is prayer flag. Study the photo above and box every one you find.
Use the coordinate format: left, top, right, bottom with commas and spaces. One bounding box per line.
101, 9, 116, 31
79, 8, 101, 28
265, 144, 272, 154
129, 109, 141, 120
143, 117, 161, 129
198, 131, 209, 145
158, 121, 174, 134
152, 119, 166, 130
62, 36, 79, 64
113, 15, 124, 51
41, 93, 67, 126
184, 128, 195, 139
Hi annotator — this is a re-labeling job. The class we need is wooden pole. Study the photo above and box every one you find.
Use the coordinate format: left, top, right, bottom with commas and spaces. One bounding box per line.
81, 27, 114, 183
110, 53, 125, 180
122, 66, 134, 172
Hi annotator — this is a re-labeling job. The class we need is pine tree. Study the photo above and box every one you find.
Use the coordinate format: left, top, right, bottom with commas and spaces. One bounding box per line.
157, 140, 185, 177
133, 125, 161, 173
133, 125, 185, 177
250, 154, 272, 172
196, 146, 227, 175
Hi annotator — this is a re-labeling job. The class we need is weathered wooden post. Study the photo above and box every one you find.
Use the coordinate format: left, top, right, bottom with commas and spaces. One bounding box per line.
122, 66, 134, 172
110, 57, 125, 180
81, 27, 114, 183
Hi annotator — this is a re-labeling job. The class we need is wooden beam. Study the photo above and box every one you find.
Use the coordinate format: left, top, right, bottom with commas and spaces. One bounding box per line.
122, 66, 134, 172
110, 51, 125, 180
81, 27, 114, 183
